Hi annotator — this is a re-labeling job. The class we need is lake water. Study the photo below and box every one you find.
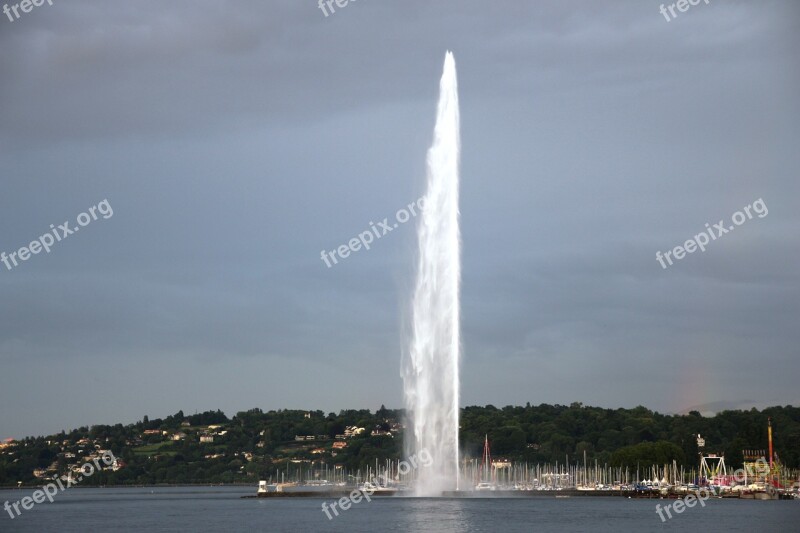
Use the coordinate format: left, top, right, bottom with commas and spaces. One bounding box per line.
1, 486, 797, 532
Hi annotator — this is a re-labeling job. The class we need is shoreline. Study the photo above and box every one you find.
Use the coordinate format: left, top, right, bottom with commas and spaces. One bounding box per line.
0, 483, 255, 491
248, 488, 794, 500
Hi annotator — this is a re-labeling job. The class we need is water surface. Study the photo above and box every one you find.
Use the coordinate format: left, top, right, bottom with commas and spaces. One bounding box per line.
2, 487, 797, 532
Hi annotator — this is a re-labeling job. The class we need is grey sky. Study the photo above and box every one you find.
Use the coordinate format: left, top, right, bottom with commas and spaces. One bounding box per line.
1, 0, 798, 439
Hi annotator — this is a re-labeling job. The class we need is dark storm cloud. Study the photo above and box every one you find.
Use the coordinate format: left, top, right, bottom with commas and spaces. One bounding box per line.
1, 0, 798, 438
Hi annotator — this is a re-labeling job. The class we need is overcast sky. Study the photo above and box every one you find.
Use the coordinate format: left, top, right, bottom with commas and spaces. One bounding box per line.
1, 0, 798, 439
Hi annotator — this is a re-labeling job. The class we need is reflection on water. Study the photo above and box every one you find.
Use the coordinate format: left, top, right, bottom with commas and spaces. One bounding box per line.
397, 499, 472, 533
2, 487, 798, 532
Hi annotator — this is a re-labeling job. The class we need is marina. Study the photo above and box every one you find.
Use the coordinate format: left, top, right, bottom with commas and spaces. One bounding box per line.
253, 422, 799, 502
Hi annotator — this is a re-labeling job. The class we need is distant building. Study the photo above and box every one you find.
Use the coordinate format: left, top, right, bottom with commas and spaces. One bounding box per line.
344, 426, 364, 438
171, 432, 187, 441
332, 442, 347, 450
199, 434, 214, 443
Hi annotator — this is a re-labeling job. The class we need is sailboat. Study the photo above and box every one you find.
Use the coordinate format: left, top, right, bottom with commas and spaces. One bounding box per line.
475, 435, 497, 491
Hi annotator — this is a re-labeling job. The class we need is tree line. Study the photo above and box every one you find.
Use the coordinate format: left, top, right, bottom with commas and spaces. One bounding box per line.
1, 403, 796, 486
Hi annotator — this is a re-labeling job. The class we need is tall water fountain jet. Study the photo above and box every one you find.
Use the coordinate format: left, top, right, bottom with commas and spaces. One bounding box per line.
402, 51, 461, 496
